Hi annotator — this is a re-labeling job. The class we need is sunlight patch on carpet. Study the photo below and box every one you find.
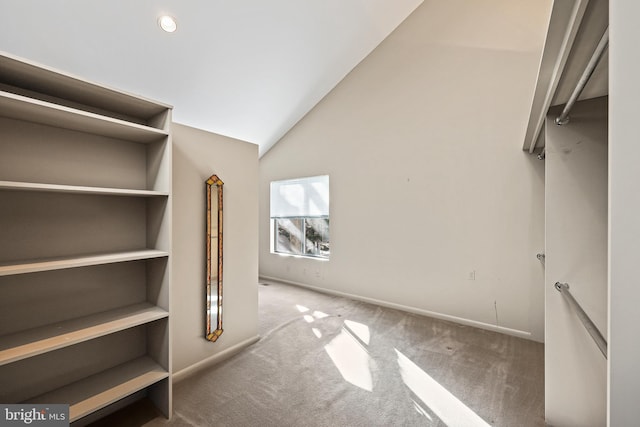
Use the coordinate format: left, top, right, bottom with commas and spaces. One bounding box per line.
395, 349, 490, 427
296, 304, 310, 312
313, 310, 329, 319
344, 320, 370, 345
324, 324, 373, 391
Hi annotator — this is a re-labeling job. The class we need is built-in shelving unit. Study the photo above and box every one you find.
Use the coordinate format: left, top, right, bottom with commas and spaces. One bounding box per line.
0, 51, 172, 425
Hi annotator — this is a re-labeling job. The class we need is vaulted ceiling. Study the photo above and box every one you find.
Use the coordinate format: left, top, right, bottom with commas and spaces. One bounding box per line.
0, 0, 423, 156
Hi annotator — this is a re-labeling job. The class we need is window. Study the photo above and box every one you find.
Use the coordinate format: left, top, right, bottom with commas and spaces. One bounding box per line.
270, 175, 329, 258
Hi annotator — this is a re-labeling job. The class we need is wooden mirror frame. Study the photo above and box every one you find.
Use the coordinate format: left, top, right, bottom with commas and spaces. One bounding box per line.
206, 174, 224, 342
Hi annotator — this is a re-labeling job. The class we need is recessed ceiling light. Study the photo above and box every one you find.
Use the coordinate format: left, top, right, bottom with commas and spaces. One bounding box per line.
158, 15, 177, 33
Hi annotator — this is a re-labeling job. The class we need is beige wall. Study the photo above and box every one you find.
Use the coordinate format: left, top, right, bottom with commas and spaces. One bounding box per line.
172, 123, 259, 374
259, 0, 551, 341
545, 97, 608, 426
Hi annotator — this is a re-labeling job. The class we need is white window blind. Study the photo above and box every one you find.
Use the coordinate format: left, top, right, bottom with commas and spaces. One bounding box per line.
270, 175, 329, 218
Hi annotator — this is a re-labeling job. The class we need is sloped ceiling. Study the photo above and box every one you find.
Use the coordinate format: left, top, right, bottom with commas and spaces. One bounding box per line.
0, 0, 423, 156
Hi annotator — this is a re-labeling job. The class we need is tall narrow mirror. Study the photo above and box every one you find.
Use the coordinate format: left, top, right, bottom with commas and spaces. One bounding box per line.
206, 174, 224, 342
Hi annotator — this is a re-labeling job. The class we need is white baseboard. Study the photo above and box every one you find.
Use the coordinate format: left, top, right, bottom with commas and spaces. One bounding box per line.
172, 335, 260, 384
259, 275, 533, 340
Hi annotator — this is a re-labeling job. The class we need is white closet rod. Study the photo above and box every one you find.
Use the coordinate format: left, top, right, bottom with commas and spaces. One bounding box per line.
555, 27, 609, 126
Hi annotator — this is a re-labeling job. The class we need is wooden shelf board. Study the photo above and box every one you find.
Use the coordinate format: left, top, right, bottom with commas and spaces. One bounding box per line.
28, 356, 169, 422
0, 180, 168, 197
0, 249, 168, 277
0, 91, 168, 143
0, 303, 168, 366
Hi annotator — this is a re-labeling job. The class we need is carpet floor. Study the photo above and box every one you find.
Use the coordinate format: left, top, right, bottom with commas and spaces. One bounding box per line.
91, 280, 544, 427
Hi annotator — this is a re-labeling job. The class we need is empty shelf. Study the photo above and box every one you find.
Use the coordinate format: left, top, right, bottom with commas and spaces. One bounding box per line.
0, 52, 171, 121
28, 356, 169, 422
0, 303, 168, 366
0, 91, 168, 143
0, 249, 168, 276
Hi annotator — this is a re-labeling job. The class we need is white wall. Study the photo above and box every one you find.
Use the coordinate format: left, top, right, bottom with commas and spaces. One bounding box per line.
544, 97, 608, 427
609, 1, 640, 424
172, 123, 259, 374
259, 0, 551, 341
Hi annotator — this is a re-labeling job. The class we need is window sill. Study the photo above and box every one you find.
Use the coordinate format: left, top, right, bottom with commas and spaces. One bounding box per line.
271, 252, 329, 261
